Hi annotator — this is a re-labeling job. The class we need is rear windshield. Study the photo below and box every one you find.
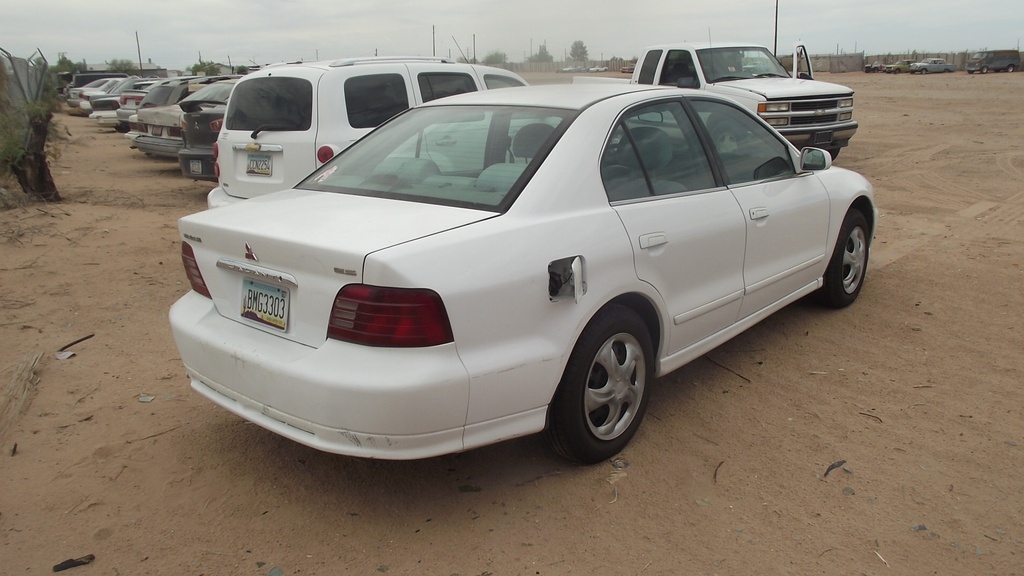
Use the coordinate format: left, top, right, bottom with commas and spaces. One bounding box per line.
225, 77, 313, 132
298, 105, 572, 212
140, 84, 176, 107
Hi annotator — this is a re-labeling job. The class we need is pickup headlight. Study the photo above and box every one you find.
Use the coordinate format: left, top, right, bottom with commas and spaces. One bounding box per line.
765, 118, 789, 127
839, 112, 853, 121
758, 102, 790, 113
838, 98, 853, 108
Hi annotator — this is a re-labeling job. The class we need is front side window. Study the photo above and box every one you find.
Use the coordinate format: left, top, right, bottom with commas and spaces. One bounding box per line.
345, 74, 411, 129
601, 100, 716, 202
691, 99, 794, 185
417, 73, 478, 102
225, 77, 313, 131
300, 105, 572, 211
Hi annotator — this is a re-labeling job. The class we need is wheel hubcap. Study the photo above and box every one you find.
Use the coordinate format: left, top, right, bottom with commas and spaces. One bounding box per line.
584, 333, 645, 441
842, 227, 867, 294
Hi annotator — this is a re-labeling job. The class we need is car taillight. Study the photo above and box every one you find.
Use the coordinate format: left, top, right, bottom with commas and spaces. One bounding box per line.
181, 241, 211, 298
210, 118, 223, 132
169, 126, 182, 138
316, 145, 336, 164
327, 285, 453, 347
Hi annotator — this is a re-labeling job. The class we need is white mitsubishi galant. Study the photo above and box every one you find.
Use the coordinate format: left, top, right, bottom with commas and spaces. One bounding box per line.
169, 83, 875, 463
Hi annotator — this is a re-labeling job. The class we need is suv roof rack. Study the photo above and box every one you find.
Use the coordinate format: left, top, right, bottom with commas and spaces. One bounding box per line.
329, 56, 456, 68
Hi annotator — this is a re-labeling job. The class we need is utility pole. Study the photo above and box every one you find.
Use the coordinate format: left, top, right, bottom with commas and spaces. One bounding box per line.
773, 0, 779, 55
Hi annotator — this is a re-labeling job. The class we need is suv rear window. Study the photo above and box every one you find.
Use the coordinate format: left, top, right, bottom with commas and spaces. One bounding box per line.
417, 73, 477, 102
226, 77, 313, 132
345, 74, 410, 129
483, 74, 525, 89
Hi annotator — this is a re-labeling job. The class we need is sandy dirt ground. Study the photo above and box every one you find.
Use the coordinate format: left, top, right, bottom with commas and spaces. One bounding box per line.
1, 71, 1022, 575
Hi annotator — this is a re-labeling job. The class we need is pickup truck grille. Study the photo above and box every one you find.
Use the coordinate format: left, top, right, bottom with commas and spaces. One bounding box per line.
791, 99, 839, 111
791, 114, 838, 125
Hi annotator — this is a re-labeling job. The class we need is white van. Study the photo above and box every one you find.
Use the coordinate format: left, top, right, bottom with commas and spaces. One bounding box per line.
207, 57, 527, 208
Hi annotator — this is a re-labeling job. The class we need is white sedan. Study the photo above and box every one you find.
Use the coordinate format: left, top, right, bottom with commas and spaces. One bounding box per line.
169, 84, 875, 463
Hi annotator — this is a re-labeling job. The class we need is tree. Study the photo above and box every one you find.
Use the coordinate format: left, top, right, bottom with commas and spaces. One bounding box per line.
482, 51, 507, 65
52, 54, 84, 75
0, 48, 62, 202
236, 65, 249, 75
190, 60, 220, 76
570, 40, 589, 62
528, 44, 554, 63
107, 58, 139, 74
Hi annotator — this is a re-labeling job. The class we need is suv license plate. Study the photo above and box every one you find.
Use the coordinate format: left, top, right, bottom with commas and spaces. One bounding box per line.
190, 160, 203, 174
241, 278, 289, 331
813, 131, 834, 145
246, 153, 272, 177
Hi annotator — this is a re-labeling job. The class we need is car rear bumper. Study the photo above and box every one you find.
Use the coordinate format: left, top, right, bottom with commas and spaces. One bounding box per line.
178, 147, 217, 181
169, 291, 474, 459
89, 111, 119, 126
134, 135, 182, 158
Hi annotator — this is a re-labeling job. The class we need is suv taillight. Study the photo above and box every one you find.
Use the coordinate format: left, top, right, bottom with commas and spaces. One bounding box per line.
210, 118, 223, 132
181, 242, 211, 298
316, 145, 336, 164
327, 285, 453, 347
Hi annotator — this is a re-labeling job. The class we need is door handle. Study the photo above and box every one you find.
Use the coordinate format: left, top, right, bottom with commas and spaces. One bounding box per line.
749, 207, 769, 220
639, 233, 668, 249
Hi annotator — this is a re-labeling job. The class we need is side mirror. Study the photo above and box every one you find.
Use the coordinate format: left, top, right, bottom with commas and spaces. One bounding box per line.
800, 147, 831, 171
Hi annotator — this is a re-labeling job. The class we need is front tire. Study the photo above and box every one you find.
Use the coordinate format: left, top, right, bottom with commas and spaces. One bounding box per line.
819, 210, 869, 308
547, 306, 653, 464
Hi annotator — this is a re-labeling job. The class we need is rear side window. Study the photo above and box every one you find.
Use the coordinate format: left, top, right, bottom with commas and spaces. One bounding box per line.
225, 77, 313, 131
636, 49, 663, 84
345, 74, 411, 129
417, 73, 477, 102
483, 74, 525, 89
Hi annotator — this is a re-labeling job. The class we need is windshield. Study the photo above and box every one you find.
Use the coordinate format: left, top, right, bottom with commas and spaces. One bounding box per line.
299, 105, 573, 212
696, 47, 790, 83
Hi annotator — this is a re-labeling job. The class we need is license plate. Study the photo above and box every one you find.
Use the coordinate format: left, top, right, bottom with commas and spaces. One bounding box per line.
190, 160, 203, 174
813, 131, 834, 145
241, 278, 289, 331
246, 153, 272, 176
152, 126, 163, 136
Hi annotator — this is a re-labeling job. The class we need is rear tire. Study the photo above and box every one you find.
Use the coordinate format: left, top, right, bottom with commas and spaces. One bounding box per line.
547, 306, 653, 464
981, 66, 989, 74
1007, 64, 1016, 73
819, 210, 869, 308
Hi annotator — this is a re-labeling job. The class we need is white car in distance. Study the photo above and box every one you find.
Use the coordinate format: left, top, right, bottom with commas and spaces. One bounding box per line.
169, 83, 875, 463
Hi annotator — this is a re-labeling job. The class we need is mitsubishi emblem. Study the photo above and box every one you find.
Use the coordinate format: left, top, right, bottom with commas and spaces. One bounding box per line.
244, 242, 259, 261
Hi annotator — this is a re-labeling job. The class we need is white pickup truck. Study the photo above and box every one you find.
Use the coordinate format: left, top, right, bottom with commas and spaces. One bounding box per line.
625, 42, 858, 159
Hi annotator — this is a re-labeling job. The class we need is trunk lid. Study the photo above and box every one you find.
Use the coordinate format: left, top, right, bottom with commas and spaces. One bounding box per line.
179, 190, 493, 347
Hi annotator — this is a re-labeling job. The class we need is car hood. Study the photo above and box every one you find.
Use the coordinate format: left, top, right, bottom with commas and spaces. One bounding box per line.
179, 189, 495, 347
711, 77, 853, 98
137, 104, 183, 127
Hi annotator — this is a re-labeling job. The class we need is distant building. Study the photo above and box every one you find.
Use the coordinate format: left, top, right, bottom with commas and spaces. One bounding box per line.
86, 58, 168, 78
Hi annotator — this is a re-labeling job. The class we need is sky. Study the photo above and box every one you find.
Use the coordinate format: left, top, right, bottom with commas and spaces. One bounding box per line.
2, 0, 1021, 71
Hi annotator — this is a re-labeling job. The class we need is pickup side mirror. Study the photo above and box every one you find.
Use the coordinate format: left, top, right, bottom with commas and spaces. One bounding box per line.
800, 147, 831, 171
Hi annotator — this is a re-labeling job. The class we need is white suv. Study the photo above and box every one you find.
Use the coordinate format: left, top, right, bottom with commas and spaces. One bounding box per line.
207, 57, 527, 208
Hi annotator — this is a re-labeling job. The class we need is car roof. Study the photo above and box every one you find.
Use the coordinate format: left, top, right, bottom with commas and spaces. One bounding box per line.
418, 83, 672, 110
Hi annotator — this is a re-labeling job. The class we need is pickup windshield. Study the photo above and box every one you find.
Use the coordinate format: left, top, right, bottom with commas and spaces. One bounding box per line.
696, 47, 790, 84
